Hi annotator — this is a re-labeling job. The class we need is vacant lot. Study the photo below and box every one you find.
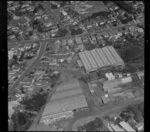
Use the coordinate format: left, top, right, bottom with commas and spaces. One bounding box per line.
118, 45, 144, 64
76, 1, 109, 18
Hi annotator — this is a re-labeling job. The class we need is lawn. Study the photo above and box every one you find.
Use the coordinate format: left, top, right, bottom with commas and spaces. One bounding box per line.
118, 45, 144, 64
75, 1, 109, 18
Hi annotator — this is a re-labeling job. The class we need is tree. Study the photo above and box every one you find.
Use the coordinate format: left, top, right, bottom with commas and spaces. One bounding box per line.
20, 92, 48, 111
11, 111, 34, 131
137, 102, 144, 117
126, 105, 143, 122
84, 117, 104, 131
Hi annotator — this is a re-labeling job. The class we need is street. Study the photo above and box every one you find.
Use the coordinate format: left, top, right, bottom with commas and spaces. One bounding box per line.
8, 21, 142, 48
70, 96, 144, 131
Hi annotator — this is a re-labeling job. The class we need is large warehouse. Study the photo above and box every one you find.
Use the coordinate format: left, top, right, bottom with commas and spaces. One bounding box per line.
78, 46, 124, 72
40, 79, 88, 125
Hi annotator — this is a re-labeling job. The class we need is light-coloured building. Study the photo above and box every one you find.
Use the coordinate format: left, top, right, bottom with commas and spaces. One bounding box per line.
135, 122, 144, 131
75, 37, 83, 44
121, 77, 132, 83
78, 46, 124, 72
110, 123, 125, 131
101, 95, 110, 104
119, 121, 136, 132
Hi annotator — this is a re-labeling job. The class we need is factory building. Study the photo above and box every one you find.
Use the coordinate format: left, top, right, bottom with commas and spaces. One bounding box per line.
78, 46, 124, 72
40, 79, 88, 125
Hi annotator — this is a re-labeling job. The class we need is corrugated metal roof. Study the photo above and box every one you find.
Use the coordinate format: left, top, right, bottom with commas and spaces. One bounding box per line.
84, 51, 98, 69
79, 52, 91, 71
108, 46, 124, 64
105, 46, 118, 64
78, 46, 124, 72
96, 48, 110, 65
107, 46, 119, 63
119, 121, 136, 132
90, 49, 104, 67
110, 124, 125, 131
102, 47, 116, 64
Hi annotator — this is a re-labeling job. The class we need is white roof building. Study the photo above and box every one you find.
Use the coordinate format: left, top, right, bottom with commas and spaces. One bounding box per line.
135, 122, 144, 131
110, 123, 125, 131
79, 46, 124, 72
8, 50, 14, 60
119, 121, 136, 132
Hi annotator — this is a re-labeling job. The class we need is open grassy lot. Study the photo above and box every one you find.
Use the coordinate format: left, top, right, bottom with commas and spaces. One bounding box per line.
118, 45, 144, 64
75, 1, 109, 18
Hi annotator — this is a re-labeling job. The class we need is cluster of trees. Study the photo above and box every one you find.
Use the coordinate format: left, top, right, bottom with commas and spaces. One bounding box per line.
9, 110, 35, 131
33, 3, 45, 14
120, 102, 144, 123
53, 28, 68, 38
79, 118, 104, 131
79, 74, 90, 83
70, 28, 83, 36
49, 73, 61, 88
85, 43, 97, 51
20, 91, 48, 112
113, 1, 136, 14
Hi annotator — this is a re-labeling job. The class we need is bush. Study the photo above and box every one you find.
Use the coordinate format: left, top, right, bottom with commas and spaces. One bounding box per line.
11, 111, 34, 131
20, 92, 48, 112
83, 117, 104, 131
113, 1, 135, 14
71, 28, 83, 35
125, 105, 144, 122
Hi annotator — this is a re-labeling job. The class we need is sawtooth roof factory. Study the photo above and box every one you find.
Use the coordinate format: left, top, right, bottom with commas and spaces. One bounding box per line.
78, 46, 124, 72
40, 79, 88, 125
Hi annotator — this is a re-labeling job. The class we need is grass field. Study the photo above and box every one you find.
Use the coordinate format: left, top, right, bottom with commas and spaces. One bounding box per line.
118, 45, 144, 64
75, 1, 109, 18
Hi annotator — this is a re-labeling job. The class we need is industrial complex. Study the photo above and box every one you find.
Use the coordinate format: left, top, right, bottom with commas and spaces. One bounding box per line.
40, 79, 88, 125
78, 46, 124, 72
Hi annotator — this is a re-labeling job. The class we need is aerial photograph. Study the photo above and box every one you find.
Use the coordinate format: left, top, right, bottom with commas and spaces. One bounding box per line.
8, 1, 144, 131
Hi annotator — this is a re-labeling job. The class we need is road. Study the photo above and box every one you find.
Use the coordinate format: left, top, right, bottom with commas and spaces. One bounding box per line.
9, 41, 48, 94
70, 96, 144, 131
8, 21, 142, 48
